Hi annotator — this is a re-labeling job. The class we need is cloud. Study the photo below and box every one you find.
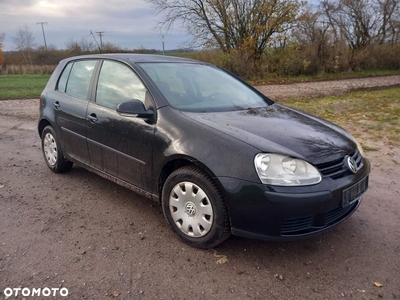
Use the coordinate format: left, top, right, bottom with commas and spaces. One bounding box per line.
0, 0, 189, 51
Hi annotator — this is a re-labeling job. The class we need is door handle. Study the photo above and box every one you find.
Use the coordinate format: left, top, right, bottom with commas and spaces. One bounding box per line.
54, 101, 60, 109
87, 114, 98, 123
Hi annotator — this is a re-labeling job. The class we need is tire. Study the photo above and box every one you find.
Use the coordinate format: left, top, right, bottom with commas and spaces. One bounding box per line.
41, 125, 73, 173
162, 166, 231, 249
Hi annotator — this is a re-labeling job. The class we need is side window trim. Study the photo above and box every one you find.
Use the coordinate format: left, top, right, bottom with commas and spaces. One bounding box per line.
56, 62, 73, 93
88, 60, 102, 102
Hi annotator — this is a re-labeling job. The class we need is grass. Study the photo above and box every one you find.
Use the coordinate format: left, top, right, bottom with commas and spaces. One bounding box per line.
249, 69, 400, 85
284, 88, 400, 148
0, 74, 51, 100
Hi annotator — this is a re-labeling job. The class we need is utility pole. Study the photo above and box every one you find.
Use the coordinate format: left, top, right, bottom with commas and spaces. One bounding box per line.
96, 31, 105, 51
162, 35, 165, 55
37, 22, 48, 51
90, 30, 101, 52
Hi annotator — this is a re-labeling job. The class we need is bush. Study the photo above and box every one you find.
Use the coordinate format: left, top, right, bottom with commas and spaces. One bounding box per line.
3, 43, 400, 78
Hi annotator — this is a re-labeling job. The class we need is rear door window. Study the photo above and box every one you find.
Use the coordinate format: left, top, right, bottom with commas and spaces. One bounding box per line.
60, 60, 97, 100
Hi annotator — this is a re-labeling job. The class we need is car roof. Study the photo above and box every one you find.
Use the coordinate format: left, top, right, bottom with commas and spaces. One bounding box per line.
63, 53, 202, 64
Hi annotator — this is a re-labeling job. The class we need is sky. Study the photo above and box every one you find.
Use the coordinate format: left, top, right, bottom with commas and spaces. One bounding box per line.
0, 0, 189, 52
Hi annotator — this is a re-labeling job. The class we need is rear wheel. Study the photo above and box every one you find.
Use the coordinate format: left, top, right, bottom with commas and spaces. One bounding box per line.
162, 166, 231, 249
41, 126, 73, 173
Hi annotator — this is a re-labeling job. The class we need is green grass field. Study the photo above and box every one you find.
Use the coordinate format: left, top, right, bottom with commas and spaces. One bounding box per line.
0, 74, 51, 100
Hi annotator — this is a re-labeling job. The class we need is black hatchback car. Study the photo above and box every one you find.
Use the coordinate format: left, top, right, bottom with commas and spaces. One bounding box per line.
38, 54, 370, 248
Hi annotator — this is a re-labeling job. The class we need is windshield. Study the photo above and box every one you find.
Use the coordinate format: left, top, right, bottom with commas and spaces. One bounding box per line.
139, 62, 271, 112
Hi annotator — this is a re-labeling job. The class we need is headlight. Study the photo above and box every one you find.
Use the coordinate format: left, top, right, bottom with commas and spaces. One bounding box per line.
350, 135, 365, 157
254, 153, 321, 186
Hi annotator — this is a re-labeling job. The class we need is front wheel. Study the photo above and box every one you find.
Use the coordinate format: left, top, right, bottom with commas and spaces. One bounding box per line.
41, 126, 73, 173
162, 166, 231, 249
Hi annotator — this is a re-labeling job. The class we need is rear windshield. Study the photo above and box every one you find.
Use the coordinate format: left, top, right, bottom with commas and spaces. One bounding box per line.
139, 63, 270, 112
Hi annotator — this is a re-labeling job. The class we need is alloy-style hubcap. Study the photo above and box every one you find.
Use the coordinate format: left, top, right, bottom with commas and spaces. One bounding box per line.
43, 133, 58, 166
169, 181, 213, 237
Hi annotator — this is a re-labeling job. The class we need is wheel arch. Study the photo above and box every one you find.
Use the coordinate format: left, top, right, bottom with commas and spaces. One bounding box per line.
157, 156, 222, 203
38, 118, 52, 137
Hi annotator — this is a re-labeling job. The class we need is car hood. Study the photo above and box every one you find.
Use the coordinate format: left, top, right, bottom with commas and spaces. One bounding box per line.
181, 104, 355, 165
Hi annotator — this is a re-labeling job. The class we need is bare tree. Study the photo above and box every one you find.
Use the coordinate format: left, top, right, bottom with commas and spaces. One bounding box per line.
377, 0, 400, 44
294, 10, 331, 45
65, 37, 97, 54
320, 0, 380, 50
13, 24, 35, 64
293, 8, 335, 72
101, 41, 123, 53
388, 16, 400, 44
148, 0, 305, 59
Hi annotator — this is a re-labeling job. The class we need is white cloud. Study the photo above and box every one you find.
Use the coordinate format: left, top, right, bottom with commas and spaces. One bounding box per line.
0, 0, 189, 51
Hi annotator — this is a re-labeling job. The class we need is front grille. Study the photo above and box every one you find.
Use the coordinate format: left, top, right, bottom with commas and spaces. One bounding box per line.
280, 201, 359, 236
316, 150, 363, 179
281, 216, 314, 235
326, 202, 358, 225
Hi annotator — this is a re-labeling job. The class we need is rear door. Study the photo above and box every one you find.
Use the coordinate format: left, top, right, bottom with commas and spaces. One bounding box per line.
53, 59, 98, 164
86, 60, 155, 190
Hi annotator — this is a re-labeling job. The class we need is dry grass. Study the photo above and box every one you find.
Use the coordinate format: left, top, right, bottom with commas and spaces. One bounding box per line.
0, 65, 56, 75
283, 88, 400, 150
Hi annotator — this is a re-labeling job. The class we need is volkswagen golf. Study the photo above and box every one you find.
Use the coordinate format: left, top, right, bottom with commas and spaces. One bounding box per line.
38, 54, 370, 249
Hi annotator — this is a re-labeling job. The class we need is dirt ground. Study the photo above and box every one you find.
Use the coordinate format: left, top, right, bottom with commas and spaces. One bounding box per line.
0, 76, 399, 300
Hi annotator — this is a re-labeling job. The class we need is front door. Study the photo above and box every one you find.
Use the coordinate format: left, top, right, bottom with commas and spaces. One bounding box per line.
86, 60, 154, 190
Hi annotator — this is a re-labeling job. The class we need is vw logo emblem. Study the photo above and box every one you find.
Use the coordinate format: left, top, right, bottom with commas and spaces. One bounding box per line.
347, 157, 358, 174
185, 202, 197, 216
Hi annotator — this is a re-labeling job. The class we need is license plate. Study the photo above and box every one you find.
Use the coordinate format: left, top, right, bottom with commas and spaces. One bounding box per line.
342, 176, 369, 207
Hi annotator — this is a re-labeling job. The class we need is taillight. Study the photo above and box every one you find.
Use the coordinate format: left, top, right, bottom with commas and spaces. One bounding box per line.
39, 95, 43, 107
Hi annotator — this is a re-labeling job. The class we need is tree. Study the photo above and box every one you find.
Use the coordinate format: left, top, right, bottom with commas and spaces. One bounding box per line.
13, 24, 35, 64
65, 37, 97, 54
0, 33, 5, 65
148, 0, 305, 59
376, 0, 400, 44
101, 41, 123, 53
320, 0, 380, 50
292, 9, 335, 72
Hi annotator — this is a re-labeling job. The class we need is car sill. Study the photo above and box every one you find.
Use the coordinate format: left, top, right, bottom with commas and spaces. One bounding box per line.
74, 160, 159, 203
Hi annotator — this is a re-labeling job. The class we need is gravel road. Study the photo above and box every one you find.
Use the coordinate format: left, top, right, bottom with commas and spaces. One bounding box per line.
0, 76, 399, 300
255, 75, 400, 100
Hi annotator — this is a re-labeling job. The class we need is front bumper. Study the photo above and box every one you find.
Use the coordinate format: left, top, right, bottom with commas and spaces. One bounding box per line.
217, 158, 370, 241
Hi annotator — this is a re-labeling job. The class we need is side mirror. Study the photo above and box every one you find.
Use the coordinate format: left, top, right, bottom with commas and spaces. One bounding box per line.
117, 99, 154, 119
